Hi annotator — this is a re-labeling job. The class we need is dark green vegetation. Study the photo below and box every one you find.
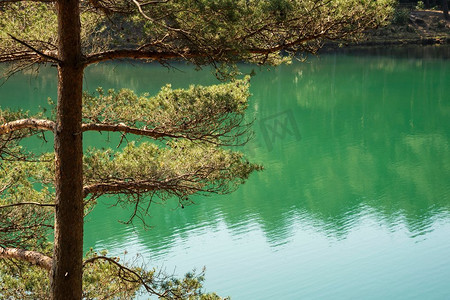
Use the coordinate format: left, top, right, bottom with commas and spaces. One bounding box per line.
398, 0, 448, 19
332, 3, 450, 48
362, 8, 450, 45
323, 0, 450, 48
1, 0, 393, 299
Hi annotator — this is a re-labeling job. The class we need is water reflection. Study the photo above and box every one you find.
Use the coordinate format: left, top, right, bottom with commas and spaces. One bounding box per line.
2, 46, 450, 299
242, 51, 450, 242
1, 47, 449, 244
82, 48, 450, 254
320, 44, 450, 60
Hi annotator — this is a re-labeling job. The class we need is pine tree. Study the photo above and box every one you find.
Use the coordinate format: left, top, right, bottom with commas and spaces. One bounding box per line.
0, 0, 393, 298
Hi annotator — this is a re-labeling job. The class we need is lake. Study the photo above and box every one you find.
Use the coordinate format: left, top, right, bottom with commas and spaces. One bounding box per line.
1, 46, 450, 299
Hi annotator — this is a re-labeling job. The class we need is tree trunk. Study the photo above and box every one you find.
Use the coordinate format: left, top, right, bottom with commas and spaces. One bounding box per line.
443, 0, 449, 20
51, 0, 84, 299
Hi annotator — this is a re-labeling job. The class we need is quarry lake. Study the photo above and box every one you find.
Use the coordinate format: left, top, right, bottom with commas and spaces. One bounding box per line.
1, 46, 450, 299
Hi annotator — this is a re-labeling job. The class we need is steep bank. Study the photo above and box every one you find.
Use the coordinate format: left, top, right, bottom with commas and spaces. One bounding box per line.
326, 9, 450, 49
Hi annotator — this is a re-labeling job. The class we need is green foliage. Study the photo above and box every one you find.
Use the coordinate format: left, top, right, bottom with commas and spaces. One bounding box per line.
82, 250, 142, 299
82, 79, 251, 145
1, 248, 223, 299
84, 140, 261, 202
0, 3, 57, 46
2, 78, 259, 297
0, 109, 54, 250
1, 0, 394, 69
392, 7, 411, 25
416, 1, 425, 9
0, 109, 37, 156
0, 2, 103, 62
0, 158, 53, 249
0, 108, 31, 124
0, 253, 50, 299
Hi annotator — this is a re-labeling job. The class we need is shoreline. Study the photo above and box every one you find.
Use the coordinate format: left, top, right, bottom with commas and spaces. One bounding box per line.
324, 9, 450, 50
324, 36, 450, 50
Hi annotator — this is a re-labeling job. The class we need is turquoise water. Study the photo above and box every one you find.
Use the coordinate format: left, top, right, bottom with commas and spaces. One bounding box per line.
1, 46, 450, 299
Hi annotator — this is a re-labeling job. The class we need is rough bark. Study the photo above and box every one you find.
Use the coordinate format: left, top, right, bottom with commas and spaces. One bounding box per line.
0, 247, 52, 271
0, 119, 55, 135
51, 0, 84, 299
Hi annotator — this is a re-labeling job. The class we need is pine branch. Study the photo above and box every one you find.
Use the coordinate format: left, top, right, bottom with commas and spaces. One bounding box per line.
0, 51, 42, 64
81, 123, 180, 139
83, 180, 209, 198
81, 81, 251, 146
0, 119, 55, 135
0, 247, 52, 271
81, 123, 238, 145
82, 39, 318, 66
0, 182, 12, 194
0, 202, 56, 209
7, 34, 61, 64
83, 180, 160, 198
83, 49, 191, 65
83, 255, 164, 297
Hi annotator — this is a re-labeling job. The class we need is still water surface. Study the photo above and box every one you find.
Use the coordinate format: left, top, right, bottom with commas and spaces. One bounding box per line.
1, 46, 450, 299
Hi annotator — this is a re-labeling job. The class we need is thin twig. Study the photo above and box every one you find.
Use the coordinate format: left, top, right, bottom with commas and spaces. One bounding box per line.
83, 256, 164, 297
0, 202, 56, 209
7, 34, 61, 63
